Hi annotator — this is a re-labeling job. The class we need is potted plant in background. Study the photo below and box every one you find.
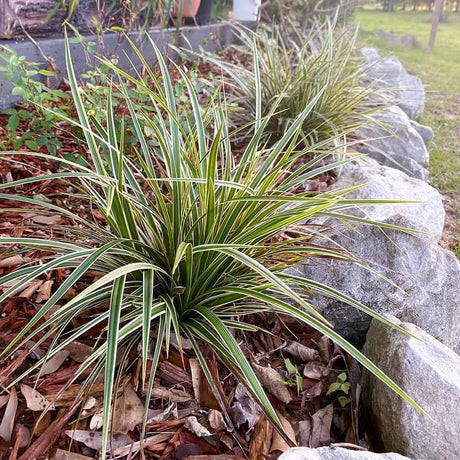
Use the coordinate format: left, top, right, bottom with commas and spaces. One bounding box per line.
172, 0, 202, 18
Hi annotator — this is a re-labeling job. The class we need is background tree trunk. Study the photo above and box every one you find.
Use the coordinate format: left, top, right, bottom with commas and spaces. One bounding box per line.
429, 0, 444, 50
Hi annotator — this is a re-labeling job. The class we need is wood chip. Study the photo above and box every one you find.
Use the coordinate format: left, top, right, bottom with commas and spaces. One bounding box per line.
18, 280, 44, 299
150, 386, 192, 403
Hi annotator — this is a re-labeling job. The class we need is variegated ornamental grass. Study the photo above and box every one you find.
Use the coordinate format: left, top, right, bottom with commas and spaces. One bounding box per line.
202, 21, 380, 145
0, 34, 425, 458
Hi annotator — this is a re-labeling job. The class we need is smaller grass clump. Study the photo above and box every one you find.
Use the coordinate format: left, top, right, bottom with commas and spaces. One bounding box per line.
203, 21, 379, 145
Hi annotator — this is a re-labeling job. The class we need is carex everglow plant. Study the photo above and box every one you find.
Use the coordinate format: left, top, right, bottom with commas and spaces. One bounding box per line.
0, 34, 424, 458
202, 21, 379, 144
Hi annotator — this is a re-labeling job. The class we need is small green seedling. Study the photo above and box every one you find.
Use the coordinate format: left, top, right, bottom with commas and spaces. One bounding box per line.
284, 358, 303, 395
327, 372, 352, 407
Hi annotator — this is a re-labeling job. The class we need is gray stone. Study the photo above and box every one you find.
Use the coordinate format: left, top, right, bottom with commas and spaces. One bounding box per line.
279, 447, 409, 460
360, 48, 425, 119
363, 316, 460, 460
409, 120, 434, 146
292, 215, 460, 351
332, 157, 444, 242
355, 106, 429, 180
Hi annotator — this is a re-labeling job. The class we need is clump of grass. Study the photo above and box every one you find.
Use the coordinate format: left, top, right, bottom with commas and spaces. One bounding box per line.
0, 34, 424, 459
202, 21, 379, 145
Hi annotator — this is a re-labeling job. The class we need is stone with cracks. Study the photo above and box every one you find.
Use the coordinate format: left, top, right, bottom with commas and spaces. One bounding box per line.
331, 157, 444, 242
355, 106, 429, 180
409, 119, 434, 146
290, 215, 460, 351
360, 48, 425, 119
363, 316, 460, 460
279, 447, 409, 460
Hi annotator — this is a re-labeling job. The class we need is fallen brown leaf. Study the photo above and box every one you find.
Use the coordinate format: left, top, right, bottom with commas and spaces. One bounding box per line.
270, 412, 296, 453
64, 430, 132, 451
63, 341, 93, 363
112, 384, 144, 433
39, 350, 70, 376
20, 384, 55, 411
249, 415, 273, 460
54, 449, 94, 460
0, 387, 17, 441
284, 342, 320, 362
252, 363, 292, 404
35, 279, 54, 302
311, 403, 333, 448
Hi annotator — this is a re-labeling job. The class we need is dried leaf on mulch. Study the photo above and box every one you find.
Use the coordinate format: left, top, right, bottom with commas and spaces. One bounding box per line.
311, 403, 334, 448
0, 387, 18, 441
270, 412, 296, 453
64, 430, 132, 451
252, 362, 292, 404
39, 350, 70, 376
284, 341, 320, 362
20, 384, 56, 411
249, 416, 273, 460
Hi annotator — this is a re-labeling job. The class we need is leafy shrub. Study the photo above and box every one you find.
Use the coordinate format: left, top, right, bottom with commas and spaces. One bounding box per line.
0, 35, 423, 458
203, 22, 379, 145
0, 43, 218, 163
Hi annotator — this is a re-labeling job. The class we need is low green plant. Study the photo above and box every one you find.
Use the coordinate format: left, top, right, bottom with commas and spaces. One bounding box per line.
327, 371, 352, 407
284, 358, 303, 395
0, 34, 424, 458
203, 21, 379, 145
0, 47, 68, 154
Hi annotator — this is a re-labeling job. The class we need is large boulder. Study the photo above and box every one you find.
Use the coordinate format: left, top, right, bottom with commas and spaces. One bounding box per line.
331, 157, 444, 242
292, 215, 460, 351
355, 106, 429, 180
363, 316, 460, 459
360, 48, 425, 120
279, 447, 409, 460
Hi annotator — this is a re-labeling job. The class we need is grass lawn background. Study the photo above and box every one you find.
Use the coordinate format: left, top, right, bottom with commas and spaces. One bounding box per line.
354, 9, 459, 254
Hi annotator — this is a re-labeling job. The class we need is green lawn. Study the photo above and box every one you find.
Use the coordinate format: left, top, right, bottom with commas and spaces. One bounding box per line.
355, 9, 460, 253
